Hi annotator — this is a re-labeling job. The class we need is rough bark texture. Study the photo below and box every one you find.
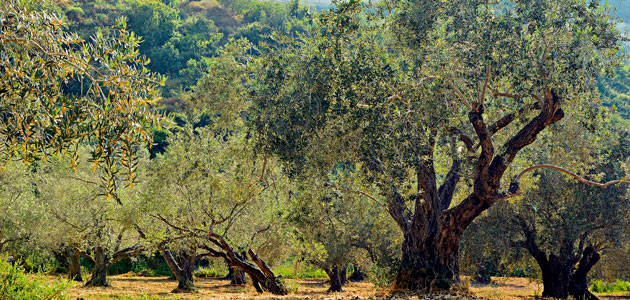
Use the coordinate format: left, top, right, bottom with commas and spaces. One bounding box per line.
198, 233, 288, 295
231, 268, 247, 285
522, 224, 601, 300
57, 246, 83, 282
569, 247, 601, 300
325, 266, 345, 292
540, 254, 571, 299
156, 216, 287, 295
380, 90, 564, 291
67, 248, 83, 282
85, 247, 109, 287
158, 245, 196, 292
224, 265, 247, 285
84, 244, 143, 288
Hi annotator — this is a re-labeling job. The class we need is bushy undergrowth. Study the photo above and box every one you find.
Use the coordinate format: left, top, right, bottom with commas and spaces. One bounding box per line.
590, 279, 630, 294
193, 267, 227, 278
273, 264, 328, 279
0, 258, 75, 300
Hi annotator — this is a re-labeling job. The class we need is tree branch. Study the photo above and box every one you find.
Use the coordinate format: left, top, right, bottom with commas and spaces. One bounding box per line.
448, 80, 472, 109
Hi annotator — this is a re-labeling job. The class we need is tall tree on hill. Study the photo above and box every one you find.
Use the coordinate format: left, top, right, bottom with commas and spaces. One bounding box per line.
249, 0, 627, 292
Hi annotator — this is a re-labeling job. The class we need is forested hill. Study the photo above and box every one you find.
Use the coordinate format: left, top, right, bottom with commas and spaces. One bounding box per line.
53, 0, 313, 101
53, 0, 630, 121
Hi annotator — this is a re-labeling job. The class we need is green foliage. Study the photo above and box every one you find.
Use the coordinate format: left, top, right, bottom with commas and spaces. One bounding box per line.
590, 279, 630, 294
599, 62, 630, 125
0, 258, 75, 300
0, 0, 165, 193
193, 267, 226, 278
273, 260, 328, 279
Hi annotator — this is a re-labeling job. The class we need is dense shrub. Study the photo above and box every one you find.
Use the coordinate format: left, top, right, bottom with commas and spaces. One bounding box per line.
590, 279, 630, 294
0, 258, 74, 300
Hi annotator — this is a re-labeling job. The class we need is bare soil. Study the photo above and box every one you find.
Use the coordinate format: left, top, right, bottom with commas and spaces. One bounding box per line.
57, 274, 630, 300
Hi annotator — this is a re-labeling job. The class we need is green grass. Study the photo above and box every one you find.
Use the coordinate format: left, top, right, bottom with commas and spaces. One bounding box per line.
193, 266, 227, 278
273, 263, 328, 279
590, 279, 630, 294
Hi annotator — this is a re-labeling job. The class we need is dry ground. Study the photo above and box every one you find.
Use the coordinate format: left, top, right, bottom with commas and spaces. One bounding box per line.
58, 274, 630, 300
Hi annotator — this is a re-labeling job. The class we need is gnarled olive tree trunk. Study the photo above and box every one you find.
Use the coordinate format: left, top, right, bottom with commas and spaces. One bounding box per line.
379, 92, 565, 291
85, 244, 144, 287
157, 245, 196, 292
201, 234, 288, 295
324, 265, 346, 292
522, 225, 601, 300
86, 247, 108, 287
57, 246, 83, 282
223, 256, 246, 285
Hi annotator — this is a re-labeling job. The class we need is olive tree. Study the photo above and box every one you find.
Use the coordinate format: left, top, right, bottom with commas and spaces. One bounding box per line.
285, 169, 400, 292
249, 0, 626, 291
0, 162, 41, 254
462, 124, 630, 299
35, 150, 147, 286
0, 0, 164, 193
142, 123, 288, 294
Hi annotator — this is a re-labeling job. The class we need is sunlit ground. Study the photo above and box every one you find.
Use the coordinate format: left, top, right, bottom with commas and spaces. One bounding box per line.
53, 274, 630, 300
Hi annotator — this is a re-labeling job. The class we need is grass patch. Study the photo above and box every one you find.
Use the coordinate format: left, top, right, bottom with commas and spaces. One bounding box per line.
274, 263, 328, 279
193, 266, 226, 278
590, 279, 630, 294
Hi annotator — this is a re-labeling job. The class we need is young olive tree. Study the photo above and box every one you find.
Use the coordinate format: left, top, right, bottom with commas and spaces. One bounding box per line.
249, 0, 627, 291
0, 162, 41, 255
0, 0, 165, 193
286, 169, 401, 292
143, 124, 288, 294
35, 150, 147, 286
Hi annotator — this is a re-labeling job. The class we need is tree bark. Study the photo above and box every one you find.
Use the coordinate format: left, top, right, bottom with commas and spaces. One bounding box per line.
85, 247, 109, 287
348, 266, 366, 282
387, 90, 565, 292
67, 248, 83, 282
200, 233, 287, 295
231, 268, 247, 285
58, 246, 83, 281
569, 246, 601, 300
540, 254, 571, 299
158, 245, 196, 293
325, 266, 345, 292
223, 256, 247, 284
394, 229, 459, 292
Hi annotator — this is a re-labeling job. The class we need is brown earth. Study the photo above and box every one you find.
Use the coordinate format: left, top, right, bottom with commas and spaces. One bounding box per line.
56, 274, 630, 300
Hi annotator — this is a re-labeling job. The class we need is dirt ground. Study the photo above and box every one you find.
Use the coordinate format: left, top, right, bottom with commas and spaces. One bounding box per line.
61, 274, 630, 300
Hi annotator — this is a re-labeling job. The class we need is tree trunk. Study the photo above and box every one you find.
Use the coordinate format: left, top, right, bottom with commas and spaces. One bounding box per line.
569, 247, 601, 300
158, 247, 196, 293
67, 248, 83, 282
473, 262, 491, 284
223, 254, 247, 285
58, 246, 83, 281
325, 266, 345, 292
86, 247, 109, 287
393, 229, 459, 292
539, 254, 571, 299
245, 249, 288, 295
348, 266, 366, 282
230, 267, 247, 285
532, 248, 601, 300
200, 233, 287, 295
